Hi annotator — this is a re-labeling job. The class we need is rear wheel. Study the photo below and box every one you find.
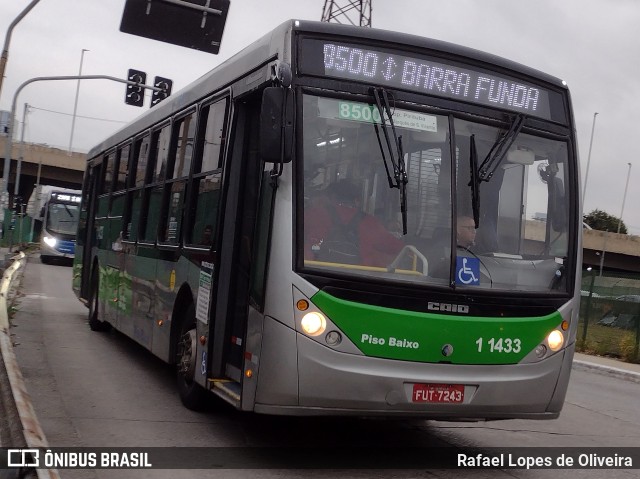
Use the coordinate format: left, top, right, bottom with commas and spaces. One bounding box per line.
88, 267, 111, 332
176, 303, 208, 410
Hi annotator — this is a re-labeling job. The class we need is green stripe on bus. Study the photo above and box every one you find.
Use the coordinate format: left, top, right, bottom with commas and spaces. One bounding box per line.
311, 290, 562, 365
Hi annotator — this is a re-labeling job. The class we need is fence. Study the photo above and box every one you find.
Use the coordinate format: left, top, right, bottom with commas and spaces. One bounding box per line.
578, 269, 640, 363
0, 209, 35, 248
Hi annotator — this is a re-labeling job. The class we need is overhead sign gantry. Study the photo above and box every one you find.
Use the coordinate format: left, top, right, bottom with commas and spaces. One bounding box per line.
120, 0, 231, 54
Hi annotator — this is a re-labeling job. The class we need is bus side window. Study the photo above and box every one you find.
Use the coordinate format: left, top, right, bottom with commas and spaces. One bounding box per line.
111, 144, 131, 219
187, 98, 228, 247
153, 124, 170, 183
160, 111, 196, 244
97, 152, 114, 218
123, 134, 151, 241
115, 144, 131, 192
141, 123, 170, 243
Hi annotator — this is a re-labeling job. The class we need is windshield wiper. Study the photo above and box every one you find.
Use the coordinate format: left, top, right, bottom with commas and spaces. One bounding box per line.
371, 87, 408, 235
469, 134, 480, 228
63, 204, 74, 217
478, 114, 525, 182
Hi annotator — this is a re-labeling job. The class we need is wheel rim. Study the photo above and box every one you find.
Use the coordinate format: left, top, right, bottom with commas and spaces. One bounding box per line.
177, 328, 197, 381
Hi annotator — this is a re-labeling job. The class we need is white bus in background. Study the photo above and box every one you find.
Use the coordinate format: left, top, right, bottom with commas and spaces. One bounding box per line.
27, 185, 81, 263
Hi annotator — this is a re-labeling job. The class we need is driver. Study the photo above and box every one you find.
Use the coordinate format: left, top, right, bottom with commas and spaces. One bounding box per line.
429, 215, 478, 278
456, 215, 477, 249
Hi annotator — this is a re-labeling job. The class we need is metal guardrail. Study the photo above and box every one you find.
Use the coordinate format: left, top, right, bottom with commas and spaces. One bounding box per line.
0, 252, 59, 479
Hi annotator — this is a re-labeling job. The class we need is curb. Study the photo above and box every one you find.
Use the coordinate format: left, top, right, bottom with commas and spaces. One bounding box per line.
0, 252, 60, 479
572, 359, 640, 384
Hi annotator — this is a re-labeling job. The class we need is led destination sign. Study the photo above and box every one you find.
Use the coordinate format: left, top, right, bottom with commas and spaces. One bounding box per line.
52, 193, 81, 203
300, 39, 561, 121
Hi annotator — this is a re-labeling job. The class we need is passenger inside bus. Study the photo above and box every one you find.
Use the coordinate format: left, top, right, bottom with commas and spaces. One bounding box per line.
200, 224, 213, 246
305, 180, 404, 268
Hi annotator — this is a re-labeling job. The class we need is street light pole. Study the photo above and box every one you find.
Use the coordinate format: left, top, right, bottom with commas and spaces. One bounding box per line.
616, 163, 632, 234
582, 112, 598, 208
599, 162, 632, 276
68, 48, 89, 155
2, 73, 162, 199
0, 0, 42, 101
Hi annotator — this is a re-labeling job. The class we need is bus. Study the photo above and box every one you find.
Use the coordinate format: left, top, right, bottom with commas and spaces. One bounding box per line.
73, 20, 580, 419
28, 186, 82, 263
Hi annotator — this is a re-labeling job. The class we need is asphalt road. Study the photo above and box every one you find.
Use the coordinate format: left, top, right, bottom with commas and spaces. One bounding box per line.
8, 255, 640, 479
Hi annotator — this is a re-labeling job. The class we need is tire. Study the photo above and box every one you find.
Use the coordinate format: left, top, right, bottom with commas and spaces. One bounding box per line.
88, 267, 111, 332
40, 255, 50, 264
176, 303, 208, 410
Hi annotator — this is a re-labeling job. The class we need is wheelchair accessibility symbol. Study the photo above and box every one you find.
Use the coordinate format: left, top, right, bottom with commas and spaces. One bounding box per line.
456, 257, 480, 285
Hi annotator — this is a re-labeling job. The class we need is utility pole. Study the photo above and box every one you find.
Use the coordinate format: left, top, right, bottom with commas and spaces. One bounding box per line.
29, 158, 42, 243
598, 163, 632, 276
9, 102, 29, 252
14, 102, 29, 200
321, 0, 372, 27
582, 112, 598, 207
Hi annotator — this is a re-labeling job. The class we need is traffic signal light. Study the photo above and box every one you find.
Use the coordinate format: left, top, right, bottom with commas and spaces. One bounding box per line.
151, 76, 173, 107
125, 69, 146, 107
13, 196, 22, 214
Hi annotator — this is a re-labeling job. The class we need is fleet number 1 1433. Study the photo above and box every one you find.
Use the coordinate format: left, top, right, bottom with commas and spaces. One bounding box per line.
475, 337, 522, 353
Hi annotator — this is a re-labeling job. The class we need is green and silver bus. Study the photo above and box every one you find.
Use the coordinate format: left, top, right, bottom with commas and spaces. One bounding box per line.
73, 20, 580, 419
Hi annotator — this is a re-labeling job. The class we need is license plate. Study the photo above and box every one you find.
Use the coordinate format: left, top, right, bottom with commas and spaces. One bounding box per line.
412, 383, 464, 403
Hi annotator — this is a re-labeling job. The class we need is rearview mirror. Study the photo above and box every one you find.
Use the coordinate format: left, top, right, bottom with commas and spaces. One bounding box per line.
507, 148, 535, 165
260, 87, 294, 164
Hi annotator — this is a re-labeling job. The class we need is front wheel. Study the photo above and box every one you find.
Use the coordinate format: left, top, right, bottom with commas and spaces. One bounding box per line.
176, 304, 208, 410
88, 267, 111, 332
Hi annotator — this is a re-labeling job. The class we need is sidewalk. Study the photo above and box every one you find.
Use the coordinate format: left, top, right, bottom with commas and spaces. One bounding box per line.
0, 246, 12, 270
573, 351, 640, 383
1, 246, 22, 265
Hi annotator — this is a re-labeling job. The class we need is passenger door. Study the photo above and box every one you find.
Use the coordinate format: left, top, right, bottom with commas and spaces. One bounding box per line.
209, 93, 265, 381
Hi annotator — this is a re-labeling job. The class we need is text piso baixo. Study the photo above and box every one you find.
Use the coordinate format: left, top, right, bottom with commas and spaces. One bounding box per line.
361, 334, 419, 349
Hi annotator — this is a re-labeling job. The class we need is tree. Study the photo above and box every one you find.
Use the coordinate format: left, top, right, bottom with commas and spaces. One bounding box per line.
584, 209, 627, 234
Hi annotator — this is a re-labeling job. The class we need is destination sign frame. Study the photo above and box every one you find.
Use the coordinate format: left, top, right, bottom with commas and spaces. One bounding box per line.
300, 38, 567, 123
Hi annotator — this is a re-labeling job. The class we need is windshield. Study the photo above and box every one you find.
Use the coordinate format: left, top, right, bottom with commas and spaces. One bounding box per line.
46, 202, 80, 236
301, 93, 572, 294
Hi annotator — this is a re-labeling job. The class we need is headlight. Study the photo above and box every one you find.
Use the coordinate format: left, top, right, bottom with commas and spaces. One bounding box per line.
547, 330, 564, 352
43, 236, 57, 247
300, 312, 327, 337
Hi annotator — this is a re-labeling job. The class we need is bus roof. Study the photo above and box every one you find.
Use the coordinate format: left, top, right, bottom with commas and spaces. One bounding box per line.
297, 20, 566, 87
88, 20, 567, 159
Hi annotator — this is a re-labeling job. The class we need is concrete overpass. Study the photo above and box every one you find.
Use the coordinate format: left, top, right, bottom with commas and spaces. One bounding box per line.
525, 220, 640, 273
0, 136, 85, 203
582, 229, 640, 273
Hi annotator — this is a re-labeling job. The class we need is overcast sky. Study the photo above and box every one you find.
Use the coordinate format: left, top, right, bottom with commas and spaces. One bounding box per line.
1, 0, 639, 234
